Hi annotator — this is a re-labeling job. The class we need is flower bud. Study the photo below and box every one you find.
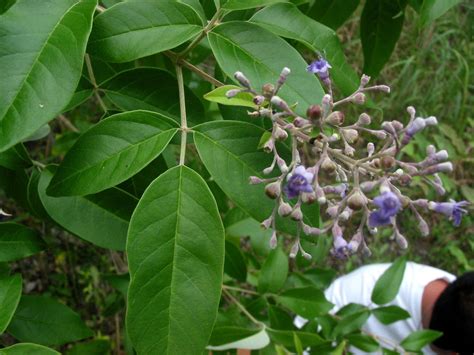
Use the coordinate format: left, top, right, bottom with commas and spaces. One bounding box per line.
278, 202, 293, 217
367, 142, 375, 156
277, 67, 291, 86
370, 130, 388, 140
315, 186, 326, 204
381, 156, 396, 170
234, 71, 251, 88
322, 94, 332, 106
424, 116, 438, 126
357, 113, 371, 126
426, 145, 436, 156
325, 111, 345, 126
393, 230, 408, 249
378, 85, 391, 93
226, 89, 241, 98
352, 92, 366, 105
273, 125, 288, 141
265, 181, 281, 199
276, 156, 288, 173
269, 231, 278, 249
398, 174, 412, 186
290, 206, 303, 221
382, 121, 397, 135
249, 176, 264, 184
417, 216, 430, 237
326, 204, 339, 218
422, 162, 453, 175
407, 106, 416, 117
293, 116, 309, 127
262, 83, 275, 98
342, 129, 359, 144
263, 138, 275, 153
263, 166, 274, 175
344, 143, 355, 157
306, 104, 322, 121
361, 243, 372, 257
253, 95, 265, 106
261, 216, 273, 229
302, 223, 323, 235
347, 231, 363, 253
289, 241, 299, 258
271, 96, 290, 112
321, 157, 337, 173
360, 74, 370, 86
347, 190, 368, 210
391, 120, 404, 131
339, 207, 353, 221
435, 150, 448, 162
301, 191, 316, 204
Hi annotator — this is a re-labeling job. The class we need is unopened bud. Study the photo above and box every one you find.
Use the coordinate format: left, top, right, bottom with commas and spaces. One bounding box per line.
360, 181, 379, 193
263, 138, 275, 153
394, 230, 408, 249
325, 111, 345, 126
433, 183, 446, 196
371, 130, 388, 140
278, 202, 293, 217
342, 129, 359, 144
278, 67, 291, 86
360, 74, 371, 86
378, 85, 391, 93
306, 105, 322, 121
293, 116, 309, 127
344, 143, 355, 157
435, 150, 448, 161
261, 216, 273, 229
417, 216, 430, 237
276, 157, 288, 173
302, 223, 323, 235
234, 71, 251, 88
271, 96, 290, 112
315, 186, 326, 204
347, 191, 368, 210
367, 142, 375, 156
265, 181, 280, 199
333, 235, 347, 250
339, 207, 353, 221
398, 174, 412, 186
426, 145, 436, 156
422, 162, 453, 175
253, 95, 265, 106
326, 204, 339, 218
412, 199, 429, 210
322, 94, 332, 106
262, 83, 275, 98
249, 176, 264, 184
263, 166, 274, 175
424, 116, 438, 126
226, 89, 241, 98
290, 206, 303, 221
357, 113, 371, 126
289, 241, 299, 258
391, 120, 404, 131
382, 121, 397, 135
347, 232, 363, 253
352, 92, 366, 105
407, 106, 416, 117
301, 191, 317, 204
381, 156, 396, 170
406, 117, 426, 137
273, 125, 288, 141
321, 157, 337, 173
269, 231, 278, 249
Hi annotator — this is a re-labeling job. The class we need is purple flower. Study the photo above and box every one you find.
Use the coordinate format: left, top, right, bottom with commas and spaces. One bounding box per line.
331, 235, 349, 259
284, 166, 314, 199
368, 191, 401, 227
307, 58, 332, 83
429, 200, 469, 226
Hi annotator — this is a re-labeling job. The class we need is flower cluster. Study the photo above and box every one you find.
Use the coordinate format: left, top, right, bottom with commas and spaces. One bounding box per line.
229, 58, 469, 260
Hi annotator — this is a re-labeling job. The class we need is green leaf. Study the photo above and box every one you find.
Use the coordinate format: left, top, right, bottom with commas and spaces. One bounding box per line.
0, 0, 16, 14
336, 303, 368, 317
372, 305, 411, 325
194, 121, 320, 235
400, 329, 442, 352
47, 110, 178, 196
0, 273, 22, 333
101, 68, 205, 126
276, 287, 333, 318
88, 0, 203, 62
419, 0, 462, 26
332, 310, 370, 337
268, 306, 294, 331
258, 247, 289, 294
0, 144, 31, 170
346, 334, 379, 352
0, 343, 60, 355
266, 328, 326, 348
7, 296, 93, 346
371, 256, 408, 305
208, 22, 324, 116
221, 0, 288, 10
0, 223, 45, 262
307, 0, 360, 29
39, 167, 137, 250
66, 339, 110, 355
127, 166, 225, 354
251, 3, 359, 97
208, 326, 261, 346
62, 76, 94, 113
360, 0, 407, 77
204, 85, 257, 108
0, 0, 97, 152
293, 333, 304, 355
224, 241, 247, 282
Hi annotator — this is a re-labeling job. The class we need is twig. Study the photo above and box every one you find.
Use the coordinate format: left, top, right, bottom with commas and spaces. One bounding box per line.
222, 285, 259, 296
222, 288, 261, 326
176, 64, 188, 165
58, 114, 79, 133
85, 53, 108, 113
